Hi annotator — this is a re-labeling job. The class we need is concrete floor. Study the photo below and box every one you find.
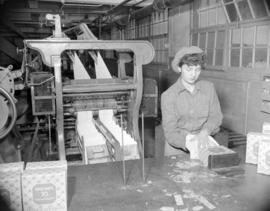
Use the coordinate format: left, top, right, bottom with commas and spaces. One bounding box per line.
67, 145, 270, 211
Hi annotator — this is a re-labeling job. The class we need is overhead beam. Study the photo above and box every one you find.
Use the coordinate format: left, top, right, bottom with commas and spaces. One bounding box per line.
8, 8, 107, 14
38, 0, 153, 7
0, 36, 21, 63
28, 0, 38, 8
105, 0, 133, 15
0, 17, 26, 38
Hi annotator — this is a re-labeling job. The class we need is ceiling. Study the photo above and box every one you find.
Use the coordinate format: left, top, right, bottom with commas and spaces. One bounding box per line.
0, 0, 155, 65
0, 0, 154, 39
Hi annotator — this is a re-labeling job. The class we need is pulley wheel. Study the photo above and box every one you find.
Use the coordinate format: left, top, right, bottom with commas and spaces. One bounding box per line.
0, 87, 17, 140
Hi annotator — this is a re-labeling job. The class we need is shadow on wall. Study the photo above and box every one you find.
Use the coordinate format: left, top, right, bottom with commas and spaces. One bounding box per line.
160, 70, 179, 94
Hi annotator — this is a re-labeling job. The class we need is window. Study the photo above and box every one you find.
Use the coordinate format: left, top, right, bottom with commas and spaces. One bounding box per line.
198, 4, 227, 28
223, 0, 270, 21
224, 2, 239, 22
192, 33, 198, 46
242, 27, 254, 68
215, 30, 225, 65
230, 28, 241, 67
237, 0, 253, 20
198, 30, 226, 66
121, 9, 169, 64
192, 0, 270, 70
199, 32, 206, 50
136, 16, 150, 39
255, 25, 269, 68
124, 19, 136, 40
229, 25, 269, 68
150, 9, 168, 64
207, 31, 215, 65
250, 0, 268, 18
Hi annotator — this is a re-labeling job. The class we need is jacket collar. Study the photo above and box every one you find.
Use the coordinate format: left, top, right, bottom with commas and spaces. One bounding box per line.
176, 77, 201, 94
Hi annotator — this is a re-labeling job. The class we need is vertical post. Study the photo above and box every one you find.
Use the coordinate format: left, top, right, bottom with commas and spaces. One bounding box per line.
142, 112, 145, 182
48, 115, 52, 154
121, 114, 126, 185
53, 55, 66, 160
17, 146, 22, 162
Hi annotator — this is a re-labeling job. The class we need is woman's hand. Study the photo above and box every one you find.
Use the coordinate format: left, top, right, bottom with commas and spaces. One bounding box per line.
195, 129, 209, 149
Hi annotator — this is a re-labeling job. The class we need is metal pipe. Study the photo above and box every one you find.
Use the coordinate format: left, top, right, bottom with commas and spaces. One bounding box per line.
132, 0, 149, 7
106, 0, 133, 15
103, 0, 191, 28
121, 114, 126, 185
133, 0, 191, 19
48, 115, 52, 154
141, 112, 145, 182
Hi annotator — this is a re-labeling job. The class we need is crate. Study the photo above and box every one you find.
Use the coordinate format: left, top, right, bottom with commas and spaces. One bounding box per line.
246, 132, 270, 164
257, 139, 270, 175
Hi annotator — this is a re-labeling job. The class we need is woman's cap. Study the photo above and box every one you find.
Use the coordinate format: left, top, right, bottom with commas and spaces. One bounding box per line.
171, 46, 203, 72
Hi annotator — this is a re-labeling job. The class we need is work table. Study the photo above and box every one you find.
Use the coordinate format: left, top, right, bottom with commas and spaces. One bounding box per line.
67, 146, 270, 211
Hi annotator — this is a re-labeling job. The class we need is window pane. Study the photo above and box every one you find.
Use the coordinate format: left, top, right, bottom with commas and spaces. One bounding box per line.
231, 48, 240, 67
215, 49, 224, 65
250, 0, 268, 18
224, 0, 233, 3
193, 9, 199, 29
243, 27, 254, 47
199, 32, 206, 49
242, 48, 253, 68
192, 33, 198, 46
225, 3, 239, 22
208, 8, 216, 26
237, 0, 253, 20
255, 48, 267, 68
200, 0, 208, 8
207, 49, 214, 65
256, 25, 269, 46
209, 0, 218, 6
200, 10, 208, 27
217, 30, 225, 48
217, 6, 227, 24
207, 31, 215, 49
232, 29, 241, 47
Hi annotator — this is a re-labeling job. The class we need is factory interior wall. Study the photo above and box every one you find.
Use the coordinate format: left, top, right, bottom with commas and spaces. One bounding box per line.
142, 3, 270, 135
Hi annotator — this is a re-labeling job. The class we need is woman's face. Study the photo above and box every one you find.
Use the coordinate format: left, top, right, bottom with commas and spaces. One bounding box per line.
179, 64, 201, 85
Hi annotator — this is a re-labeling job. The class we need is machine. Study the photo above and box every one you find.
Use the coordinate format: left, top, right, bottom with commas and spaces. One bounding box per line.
0, 14, 156, 164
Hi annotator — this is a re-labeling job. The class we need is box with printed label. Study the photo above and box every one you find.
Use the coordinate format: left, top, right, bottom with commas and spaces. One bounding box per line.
0, 171, 22, 211
257, 139, 270, 175
246, 132, 270, 164
0, 161, 24, 173
22, 168, 67, 211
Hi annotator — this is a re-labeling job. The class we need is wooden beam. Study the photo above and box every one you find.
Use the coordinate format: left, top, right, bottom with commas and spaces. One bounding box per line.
28, 0, 38, 8
0, 17, 26, 38
38, 0, 153, 7
0, 36, 21, 63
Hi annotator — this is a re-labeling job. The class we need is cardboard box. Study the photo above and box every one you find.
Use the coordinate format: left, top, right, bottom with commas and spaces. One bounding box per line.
26, 160, 67, 170
0, 171, 22, 211
22, 168, 67, 211
246, 132, 270, 164
257, 139, 270, 175
0, 161, 24, 173
262, 122, 270, 134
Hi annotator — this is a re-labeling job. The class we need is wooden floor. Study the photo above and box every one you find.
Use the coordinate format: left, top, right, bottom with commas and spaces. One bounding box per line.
67, 145, 270, 211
